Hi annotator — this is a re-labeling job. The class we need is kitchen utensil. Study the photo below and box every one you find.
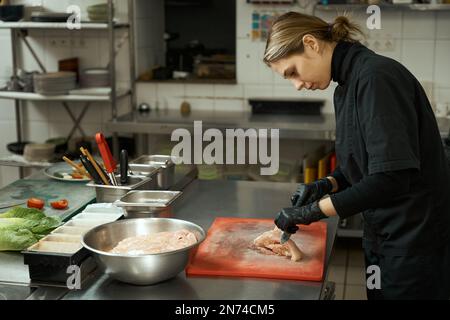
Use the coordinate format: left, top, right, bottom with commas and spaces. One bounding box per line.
80, 147, 110, 185
120, 150, 129, 185
280, 231, 291, 244
82, 218, 206, 285
79, 155, 103, 185
86, 175, 154, 203
62, 156, 86, 175
130, 155, 175, 189
186, 217, 327, 282
23, 143, 55, 162
95, 133, 118, 186
0, 5, 24, 22
114, 190, 182, 218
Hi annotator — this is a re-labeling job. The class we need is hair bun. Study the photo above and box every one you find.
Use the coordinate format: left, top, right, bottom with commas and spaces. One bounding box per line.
330, 16, 352, 42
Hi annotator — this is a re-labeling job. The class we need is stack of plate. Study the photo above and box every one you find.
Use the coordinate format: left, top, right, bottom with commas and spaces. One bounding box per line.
33, 72, 76, 95
87, 4, 108, 22
80, 68, 110, 88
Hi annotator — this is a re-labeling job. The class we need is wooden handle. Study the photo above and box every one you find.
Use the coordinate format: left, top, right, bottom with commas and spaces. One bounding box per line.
62, 156, 86, 175
80, 147, 110, 185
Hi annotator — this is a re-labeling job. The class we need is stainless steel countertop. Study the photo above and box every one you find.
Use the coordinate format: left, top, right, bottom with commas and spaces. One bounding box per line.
106, 109, 450, 140
61, 179, 339, 300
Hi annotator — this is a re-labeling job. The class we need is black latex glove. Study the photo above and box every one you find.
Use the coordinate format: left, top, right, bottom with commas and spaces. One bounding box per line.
275, 201, 328, 234
291, 178, 333, 207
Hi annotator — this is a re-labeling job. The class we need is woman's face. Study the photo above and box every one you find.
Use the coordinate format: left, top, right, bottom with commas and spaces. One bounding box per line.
270, 37, 334, 91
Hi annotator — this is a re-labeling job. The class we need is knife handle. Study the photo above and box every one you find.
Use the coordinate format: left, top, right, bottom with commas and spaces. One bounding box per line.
120, 149, 128, 185
80, 155, 103, 185
95, 133, 117, 173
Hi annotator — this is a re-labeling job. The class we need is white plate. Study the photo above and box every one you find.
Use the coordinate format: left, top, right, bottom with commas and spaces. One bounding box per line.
44, 161, 91, 182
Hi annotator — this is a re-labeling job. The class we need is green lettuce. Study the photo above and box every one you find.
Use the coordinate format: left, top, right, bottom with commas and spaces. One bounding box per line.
0, 207, 61, 251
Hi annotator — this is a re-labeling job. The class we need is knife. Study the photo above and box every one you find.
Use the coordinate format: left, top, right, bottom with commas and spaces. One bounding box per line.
80, 155, 103, 185
280, 231, 291, 244
120, 149, 129, 185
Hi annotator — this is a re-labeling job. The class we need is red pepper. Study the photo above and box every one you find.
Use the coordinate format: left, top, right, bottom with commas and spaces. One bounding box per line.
27, 198, 45, 210
50, 199, 69, 210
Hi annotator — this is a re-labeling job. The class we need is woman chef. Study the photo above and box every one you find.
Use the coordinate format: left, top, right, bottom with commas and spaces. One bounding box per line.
264, 12, 450, 300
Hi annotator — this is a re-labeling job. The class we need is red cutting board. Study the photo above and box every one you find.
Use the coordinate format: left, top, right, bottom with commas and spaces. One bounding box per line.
186, 217, 327, 282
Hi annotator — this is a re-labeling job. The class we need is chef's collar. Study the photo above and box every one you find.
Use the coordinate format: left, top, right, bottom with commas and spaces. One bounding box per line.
331, 40, 362, 85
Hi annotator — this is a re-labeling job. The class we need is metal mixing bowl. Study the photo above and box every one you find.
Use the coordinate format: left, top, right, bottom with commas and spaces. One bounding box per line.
82, 218, 205, 285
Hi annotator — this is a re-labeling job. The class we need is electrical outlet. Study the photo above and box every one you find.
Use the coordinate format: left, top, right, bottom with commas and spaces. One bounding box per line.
364, 38, 396, 52
59, 38, 69, 48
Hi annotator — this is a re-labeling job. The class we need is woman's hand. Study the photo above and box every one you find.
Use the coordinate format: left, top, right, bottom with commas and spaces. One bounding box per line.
290, 177, 338, 207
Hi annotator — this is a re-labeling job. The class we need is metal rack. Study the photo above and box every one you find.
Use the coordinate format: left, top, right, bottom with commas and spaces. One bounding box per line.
314, 2, 450, 12
0, 0, 136, 177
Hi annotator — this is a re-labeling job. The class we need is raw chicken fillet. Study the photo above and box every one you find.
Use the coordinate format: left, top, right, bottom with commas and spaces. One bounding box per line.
252, 227, 303, 262
110, 229, 197, 255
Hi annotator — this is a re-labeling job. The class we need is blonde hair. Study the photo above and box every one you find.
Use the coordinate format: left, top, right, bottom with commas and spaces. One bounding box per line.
263, 12, 363, 66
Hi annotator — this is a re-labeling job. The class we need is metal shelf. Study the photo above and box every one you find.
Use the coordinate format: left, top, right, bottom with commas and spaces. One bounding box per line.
315, 3, 450, 11
0, 89, 130, 102
0, 21, 129, 30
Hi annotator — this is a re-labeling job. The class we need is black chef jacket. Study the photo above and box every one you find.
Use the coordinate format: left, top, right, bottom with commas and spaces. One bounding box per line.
331, 41, 450, 256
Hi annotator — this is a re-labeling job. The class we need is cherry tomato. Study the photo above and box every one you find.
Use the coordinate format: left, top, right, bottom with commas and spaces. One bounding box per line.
27, 198, 45, 210
50, 199, 69, 210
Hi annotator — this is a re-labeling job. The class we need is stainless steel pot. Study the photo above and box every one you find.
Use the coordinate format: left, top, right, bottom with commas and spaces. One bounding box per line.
81, 218, 205, 285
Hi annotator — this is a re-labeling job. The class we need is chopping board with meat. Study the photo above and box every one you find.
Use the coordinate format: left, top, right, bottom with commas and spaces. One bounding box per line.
186, 217, 327, 282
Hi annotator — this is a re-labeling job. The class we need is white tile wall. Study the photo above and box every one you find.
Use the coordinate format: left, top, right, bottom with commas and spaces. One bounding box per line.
434, 40, 450, 89
402, 12, 436, 40
401, 40, 435, 82
214, 84, 244, 98
436, 12, 450, 40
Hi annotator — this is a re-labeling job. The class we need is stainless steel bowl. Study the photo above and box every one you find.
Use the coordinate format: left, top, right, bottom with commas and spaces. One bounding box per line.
81, 218, 205, 285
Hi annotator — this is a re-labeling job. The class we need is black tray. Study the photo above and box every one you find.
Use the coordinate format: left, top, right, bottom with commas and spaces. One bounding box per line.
22, 247, 91, 284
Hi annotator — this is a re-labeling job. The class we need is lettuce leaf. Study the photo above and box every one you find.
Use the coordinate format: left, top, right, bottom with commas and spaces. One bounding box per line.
0, 207, 62, 251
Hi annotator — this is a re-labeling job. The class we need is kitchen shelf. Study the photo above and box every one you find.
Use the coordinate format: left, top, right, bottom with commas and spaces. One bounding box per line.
138, 78, 237, 85
0, 89, 130, 102
0, 21, 129, 30
315, 3, 450, 11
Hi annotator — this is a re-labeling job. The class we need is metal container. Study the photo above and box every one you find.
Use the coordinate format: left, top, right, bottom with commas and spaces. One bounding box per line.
130, 155, 175, 190
114, 190, 182, 218
86, 175, 155, 203
81, 218, 205, 285
127, 164, 160, 187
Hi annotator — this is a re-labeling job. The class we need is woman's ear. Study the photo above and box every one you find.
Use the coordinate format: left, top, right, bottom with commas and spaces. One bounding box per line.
302, 34, 319, 52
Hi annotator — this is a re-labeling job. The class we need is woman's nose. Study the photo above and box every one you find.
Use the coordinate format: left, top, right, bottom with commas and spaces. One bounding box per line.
291, 79, 304, 91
